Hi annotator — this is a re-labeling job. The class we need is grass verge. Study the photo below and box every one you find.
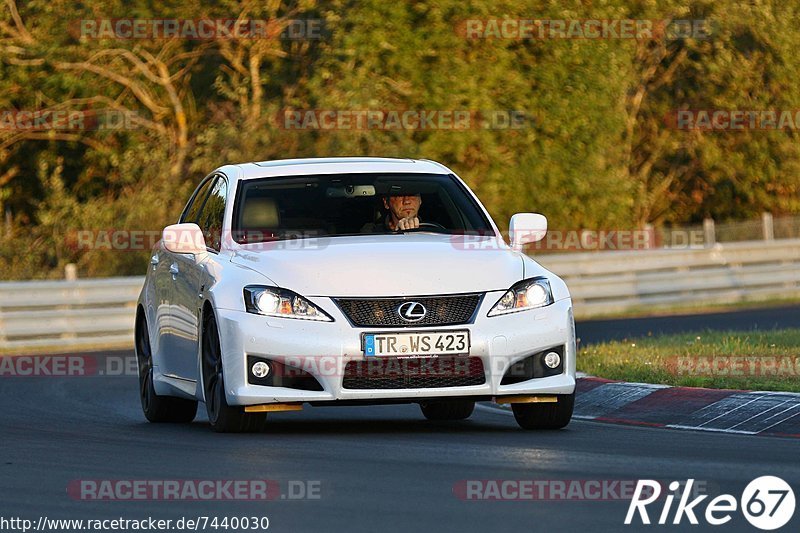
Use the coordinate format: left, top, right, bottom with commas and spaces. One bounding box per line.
579, 329, 800, 392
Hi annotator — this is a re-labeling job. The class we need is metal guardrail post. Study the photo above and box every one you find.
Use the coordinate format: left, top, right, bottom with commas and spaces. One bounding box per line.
643, 224, 655, 249
65, 263, 77, 281
703, 218, 716, 247
762, 212, 774, 241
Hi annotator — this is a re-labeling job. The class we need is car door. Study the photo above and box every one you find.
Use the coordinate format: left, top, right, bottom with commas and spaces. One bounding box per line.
159, 175, 216, 381
170, 174, 228, 380
149, 240, 174, 363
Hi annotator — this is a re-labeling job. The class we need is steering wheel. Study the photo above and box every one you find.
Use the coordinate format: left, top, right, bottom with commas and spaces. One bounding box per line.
415, 221, 447, 231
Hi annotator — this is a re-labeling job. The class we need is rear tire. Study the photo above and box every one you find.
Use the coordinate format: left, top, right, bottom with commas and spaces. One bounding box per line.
420, 399, 475, 421
135, 314, 198, 423
202, 312, 266, 433
512, 393, 574, 430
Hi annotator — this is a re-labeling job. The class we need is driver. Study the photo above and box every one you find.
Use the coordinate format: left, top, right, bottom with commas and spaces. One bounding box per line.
362, 193, 422, 232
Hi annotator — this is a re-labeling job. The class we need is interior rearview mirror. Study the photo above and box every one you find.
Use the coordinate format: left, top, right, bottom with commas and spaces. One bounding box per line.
326, 185, 376, 198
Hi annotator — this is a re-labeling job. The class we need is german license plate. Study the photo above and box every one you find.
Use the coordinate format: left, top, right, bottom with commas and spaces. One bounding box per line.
363, 331, 470, 357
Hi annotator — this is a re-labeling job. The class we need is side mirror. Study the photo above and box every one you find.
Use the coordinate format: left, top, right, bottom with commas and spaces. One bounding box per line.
509, 213, 547, 251
162, 223, 207, 254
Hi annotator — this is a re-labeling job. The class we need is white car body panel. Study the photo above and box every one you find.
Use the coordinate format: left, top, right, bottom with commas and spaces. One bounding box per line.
229, 235, 526, 298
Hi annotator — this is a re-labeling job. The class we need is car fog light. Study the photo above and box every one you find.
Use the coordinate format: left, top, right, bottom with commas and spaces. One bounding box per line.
543, 352, 561, 369
251, 361, 271, 379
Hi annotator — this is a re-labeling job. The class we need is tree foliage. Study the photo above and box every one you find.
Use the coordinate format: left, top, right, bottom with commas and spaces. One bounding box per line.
0, 0, 798, 278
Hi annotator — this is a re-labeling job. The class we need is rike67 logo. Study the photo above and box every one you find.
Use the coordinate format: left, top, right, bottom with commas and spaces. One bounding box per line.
626, 477, 795, 530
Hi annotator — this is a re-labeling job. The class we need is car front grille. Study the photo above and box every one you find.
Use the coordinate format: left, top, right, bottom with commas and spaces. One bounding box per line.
342, 356, 485, 389
334, 294, 483, 327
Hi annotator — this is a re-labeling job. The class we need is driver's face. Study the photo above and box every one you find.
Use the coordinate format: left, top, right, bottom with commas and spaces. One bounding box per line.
384, 194, 422, 220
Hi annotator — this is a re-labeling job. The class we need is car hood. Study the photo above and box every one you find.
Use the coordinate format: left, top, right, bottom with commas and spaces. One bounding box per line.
230, 234, 538, 297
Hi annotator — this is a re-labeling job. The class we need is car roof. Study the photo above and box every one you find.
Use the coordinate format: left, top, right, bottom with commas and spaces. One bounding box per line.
219, 157, 451, 180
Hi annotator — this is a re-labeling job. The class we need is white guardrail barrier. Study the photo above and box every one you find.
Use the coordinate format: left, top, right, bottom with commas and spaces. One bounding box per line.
2, 239, 800, 352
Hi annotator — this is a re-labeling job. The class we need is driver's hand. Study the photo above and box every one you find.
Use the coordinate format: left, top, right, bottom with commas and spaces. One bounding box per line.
396, 216, 420, 231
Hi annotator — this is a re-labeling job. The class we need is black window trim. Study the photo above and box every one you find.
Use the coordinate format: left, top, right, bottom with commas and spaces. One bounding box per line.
179, 173, 218, 224
199, 173, 229, 254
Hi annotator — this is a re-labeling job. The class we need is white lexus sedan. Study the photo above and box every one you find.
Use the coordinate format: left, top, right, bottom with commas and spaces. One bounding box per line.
136, 157, 576, 432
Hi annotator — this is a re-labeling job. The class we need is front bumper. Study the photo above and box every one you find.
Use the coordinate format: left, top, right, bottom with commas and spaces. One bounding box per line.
215, 294, 576, 405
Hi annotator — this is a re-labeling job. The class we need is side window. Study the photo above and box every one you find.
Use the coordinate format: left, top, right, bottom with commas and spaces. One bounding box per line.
181, 177, 216, 224
197, 176, 227, 252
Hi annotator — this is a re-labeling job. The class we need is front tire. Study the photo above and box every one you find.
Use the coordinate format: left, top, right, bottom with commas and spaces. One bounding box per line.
420, 399, 475, 421
135, 314, 198, 423
512, 393, 574, 430
202, 312, 266, 433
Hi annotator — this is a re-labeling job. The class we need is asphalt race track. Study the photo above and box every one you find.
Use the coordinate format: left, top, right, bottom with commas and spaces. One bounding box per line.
1, 309, 799, 533
577, 303, 800, 344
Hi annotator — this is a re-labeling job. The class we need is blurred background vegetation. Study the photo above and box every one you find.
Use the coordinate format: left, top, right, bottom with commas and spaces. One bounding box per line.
1, 0, 799, 279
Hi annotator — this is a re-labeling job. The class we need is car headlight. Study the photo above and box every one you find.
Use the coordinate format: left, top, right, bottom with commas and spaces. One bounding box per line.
243, 286, 333, 322
487, 278, 553, 317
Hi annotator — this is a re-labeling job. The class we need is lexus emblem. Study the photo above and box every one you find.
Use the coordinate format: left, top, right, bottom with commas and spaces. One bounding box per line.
397, 301, 427, 322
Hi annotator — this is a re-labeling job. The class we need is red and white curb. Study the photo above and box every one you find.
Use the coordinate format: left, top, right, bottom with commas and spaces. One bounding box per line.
576, 377, 800, 437
485, 377, 800, 438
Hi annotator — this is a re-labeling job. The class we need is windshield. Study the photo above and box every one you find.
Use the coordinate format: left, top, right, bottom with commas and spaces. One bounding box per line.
232, 173, 493, 243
